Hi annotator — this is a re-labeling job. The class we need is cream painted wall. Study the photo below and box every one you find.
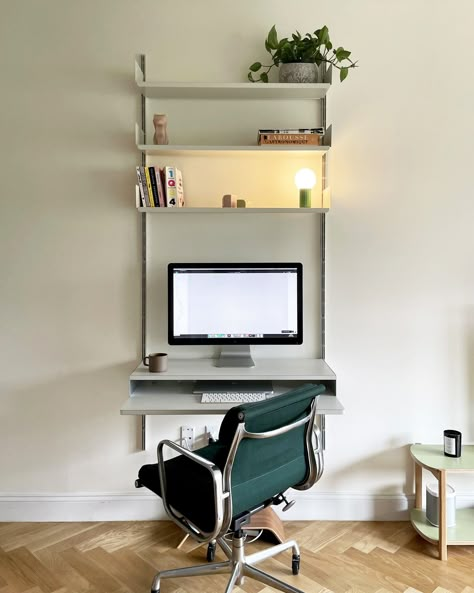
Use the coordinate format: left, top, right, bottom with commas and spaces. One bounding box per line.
0, 0, 473, 518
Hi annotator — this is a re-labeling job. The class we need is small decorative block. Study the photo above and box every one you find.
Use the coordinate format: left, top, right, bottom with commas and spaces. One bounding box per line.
222, 194, 237, 208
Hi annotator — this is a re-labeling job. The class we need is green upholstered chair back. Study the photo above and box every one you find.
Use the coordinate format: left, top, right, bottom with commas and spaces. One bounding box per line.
218, 383, 326, 518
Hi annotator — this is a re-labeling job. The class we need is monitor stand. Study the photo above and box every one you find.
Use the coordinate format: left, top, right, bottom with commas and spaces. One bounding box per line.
215, 345, 256, 368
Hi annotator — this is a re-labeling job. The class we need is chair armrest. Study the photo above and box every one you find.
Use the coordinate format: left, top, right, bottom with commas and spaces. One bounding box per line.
157, 440, 229, 542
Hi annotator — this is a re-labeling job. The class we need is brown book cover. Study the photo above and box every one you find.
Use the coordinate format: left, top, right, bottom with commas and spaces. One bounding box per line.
258, 133, 323, 146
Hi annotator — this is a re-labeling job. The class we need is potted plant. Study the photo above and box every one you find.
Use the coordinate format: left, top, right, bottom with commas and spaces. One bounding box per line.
248, 25, 357, 83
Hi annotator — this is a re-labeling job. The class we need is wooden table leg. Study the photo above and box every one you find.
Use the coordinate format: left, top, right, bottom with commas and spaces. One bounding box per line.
414, 462, 422, 509
438, 470, 447, 560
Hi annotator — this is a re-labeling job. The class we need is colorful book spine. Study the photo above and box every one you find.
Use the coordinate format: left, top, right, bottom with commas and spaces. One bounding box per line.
144, 167, 155, 206
165, 166, 178, 207
138, 166, 151, 207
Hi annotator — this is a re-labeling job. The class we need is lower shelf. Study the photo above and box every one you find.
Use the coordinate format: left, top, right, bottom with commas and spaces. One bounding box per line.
411, 508, 474, 545
120, 382, 343, 415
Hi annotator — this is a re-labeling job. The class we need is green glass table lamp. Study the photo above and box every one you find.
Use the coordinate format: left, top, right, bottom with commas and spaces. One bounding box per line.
294, 168, 317, 208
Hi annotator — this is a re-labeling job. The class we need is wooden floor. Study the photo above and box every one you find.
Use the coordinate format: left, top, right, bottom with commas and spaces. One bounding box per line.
0, 520, 473, 593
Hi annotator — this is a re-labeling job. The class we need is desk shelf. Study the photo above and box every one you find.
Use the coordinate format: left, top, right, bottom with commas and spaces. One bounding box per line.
129, 357, 336, 383
121, 382, 342, 416
122, 358, 340, 416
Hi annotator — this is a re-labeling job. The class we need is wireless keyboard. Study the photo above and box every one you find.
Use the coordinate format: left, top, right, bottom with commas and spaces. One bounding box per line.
201, 392, 269, 404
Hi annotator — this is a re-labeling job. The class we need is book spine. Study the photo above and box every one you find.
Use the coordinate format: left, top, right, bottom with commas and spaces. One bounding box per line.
156, 167, 166, 207
138, 166, 151, 207
175, 168, 185, 207
258, 133, 323, 145
165, 166, 178, 207
144, 167, 155, 206
258, 127, 325, 134
135, 167, 146, 207
148, 167, 160, 207
159, 168, 167, 206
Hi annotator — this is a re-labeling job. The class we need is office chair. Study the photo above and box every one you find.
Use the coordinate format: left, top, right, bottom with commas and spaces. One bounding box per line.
136, 382, 325, 593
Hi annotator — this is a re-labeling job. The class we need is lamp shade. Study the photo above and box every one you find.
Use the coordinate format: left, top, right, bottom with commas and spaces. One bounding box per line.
294, 168, 317, 190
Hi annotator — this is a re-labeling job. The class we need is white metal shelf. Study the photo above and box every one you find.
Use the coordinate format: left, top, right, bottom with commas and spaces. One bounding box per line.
137, 207, 329, 214
121, 387, 343, 416
134, 57, 332, 100
135, 81, 331, 101
130, 358, 336, 382
137, 144, 331, 155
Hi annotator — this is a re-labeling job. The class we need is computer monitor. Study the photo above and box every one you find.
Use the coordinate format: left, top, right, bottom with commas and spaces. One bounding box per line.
168, 262, 303, 367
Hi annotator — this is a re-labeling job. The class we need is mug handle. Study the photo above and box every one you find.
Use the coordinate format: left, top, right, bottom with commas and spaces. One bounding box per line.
144, 356, 149, 366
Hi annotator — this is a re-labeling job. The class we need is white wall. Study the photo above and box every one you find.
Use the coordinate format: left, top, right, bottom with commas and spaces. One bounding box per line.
1, 0, 473, 520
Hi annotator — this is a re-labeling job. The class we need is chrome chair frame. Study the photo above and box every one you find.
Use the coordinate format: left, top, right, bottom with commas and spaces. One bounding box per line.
152, 398, 321, 593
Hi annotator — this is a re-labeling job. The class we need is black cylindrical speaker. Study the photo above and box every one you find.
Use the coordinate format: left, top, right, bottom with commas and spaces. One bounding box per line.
444, 429, 462, 457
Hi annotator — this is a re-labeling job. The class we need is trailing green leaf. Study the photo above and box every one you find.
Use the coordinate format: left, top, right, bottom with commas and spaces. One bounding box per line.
340, 67, 349, 82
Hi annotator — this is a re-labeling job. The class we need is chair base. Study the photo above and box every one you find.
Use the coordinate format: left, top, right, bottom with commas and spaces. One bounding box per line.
151, 532, 303, 593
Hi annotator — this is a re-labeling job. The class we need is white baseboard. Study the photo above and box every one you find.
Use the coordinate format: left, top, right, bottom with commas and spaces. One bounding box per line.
1, 492, 472, 522
0, 493, 167, 522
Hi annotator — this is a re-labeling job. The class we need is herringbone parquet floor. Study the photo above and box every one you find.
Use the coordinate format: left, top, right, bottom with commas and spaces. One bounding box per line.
0, 521, 473, 593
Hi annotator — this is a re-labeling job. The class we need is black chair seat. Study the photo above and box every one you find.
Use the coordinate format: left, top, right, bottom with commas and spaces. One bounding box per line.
139, 442, 226, 533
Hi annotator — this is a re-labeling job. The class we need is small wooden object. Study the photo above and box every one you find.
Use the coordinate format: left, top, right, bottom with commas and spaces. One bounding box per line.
153, 113, 169, 145
243, 507, 285, 544
222, 194, 237, 208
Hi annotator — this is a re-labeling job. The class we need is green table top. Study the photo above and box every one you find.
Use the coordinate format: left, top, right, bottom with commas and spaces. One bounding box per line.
411, 444, 474, 471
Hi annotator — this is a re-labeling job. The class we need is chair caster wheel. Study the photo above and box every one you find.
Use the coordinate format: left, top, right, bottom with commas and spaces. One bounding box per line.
207, 542, 216, 562
292, 554, 300, 575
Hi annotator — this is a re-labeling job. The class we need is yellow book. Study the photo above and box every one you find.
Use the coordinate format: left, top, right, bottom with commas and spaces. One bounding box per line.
144, 167, 155, 207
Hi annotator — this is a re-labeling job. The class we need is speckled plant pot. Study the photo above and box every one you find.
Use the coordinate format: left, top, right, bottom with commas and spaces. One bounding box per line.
279, 63, 319, 83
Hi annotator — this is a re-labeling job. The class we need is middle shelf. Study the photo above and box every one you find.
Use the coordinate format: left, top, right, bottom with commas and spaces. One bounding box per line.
137, 144, 331, 155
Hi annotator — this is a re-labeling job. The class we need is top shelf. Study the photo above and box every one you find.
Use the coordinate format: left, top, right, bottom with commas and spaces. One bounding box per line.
136, 81, 331, 101
135, 57, 331, 101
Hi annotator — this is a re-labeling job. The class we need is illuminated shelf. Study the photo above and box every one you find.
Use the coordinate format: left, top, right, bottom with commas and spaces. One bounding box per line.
137, 207, 328, 214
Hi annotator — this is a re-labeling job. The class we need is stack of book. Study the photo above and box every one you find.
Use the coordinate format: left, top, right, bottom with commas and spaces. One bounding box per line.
136, 166, 185, 208
257, 128, 325, 146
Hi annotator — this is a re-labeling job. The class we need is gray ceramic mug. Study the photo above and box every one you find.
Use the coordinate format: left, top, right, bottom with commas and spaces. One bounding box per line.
144, 352, 168, 372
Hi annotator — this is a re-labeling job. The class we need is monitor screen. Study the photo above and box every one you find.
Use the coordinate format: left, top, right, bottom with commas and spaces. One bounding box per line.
168, 263, 303, 345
